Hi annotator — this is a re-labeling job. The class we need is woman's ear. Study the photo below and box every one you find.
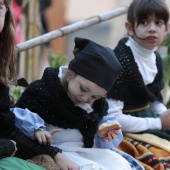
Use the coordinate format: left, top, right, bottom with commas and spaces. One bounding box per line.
125, 22, 134, 36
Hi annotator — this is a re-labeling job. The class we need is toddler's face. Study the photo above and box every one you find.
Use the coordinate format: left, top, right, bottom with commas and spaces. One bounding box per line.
67, 74, 107, 104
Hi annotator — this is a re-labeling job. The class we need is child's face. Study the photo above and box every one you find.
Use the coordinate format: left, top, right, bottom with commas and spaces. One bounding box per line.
129, 14, 167, 50
67, 74, 107, 104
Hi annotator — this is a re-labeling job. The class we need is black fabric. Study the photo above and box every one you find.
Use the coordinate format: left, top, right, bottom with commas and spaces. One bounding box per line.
0, 139, 15, 159
15, 67, 108, 148
0, 111, 15, 136
0, 82, 61, 159
69, 37, 123, 91
39, 0, 52, 11
107, 37, 164, 110
0, 83, 15, 135
0, 83, 11, 113
15, 0, 23, 6
39, 0, 52, 35
6, 128, 62, 159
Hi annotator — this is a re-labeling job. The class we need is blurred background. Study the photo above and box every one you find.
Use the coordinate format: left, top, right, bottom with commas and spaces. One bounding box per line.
11, 0, 170, 105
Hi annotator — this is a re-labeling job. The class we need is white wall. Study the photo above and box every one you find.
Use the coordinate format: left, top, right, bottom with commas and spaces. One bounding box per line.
65, 0, 133, 21
64, 0, 170, 58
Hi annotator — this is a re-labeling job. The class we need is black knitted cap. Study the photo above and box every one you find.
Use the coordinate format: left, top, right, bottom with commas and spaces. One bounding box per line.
69, 37, 123, 91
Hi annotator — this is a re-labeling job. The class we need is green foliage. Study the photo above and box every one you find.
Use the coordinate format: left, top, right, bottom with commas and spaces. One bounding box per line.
47, 50, 68, 68
161, 33, 170, 50
9, 85, 24, 104
9, 51, 68, 103
161, 31, 170, 106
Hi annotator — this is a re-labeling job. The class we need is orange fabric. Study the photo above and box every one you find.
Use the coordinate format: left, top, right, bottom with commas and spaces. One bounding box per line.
117, 136, 170, 170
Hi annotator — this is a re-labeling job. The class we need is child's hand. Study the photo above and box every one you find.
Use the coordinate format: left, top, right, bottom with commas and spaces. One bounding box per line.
54, 152, 80, 170
97, 122, 121, 141
35, 129, 61, 145
103, 129, 120, 141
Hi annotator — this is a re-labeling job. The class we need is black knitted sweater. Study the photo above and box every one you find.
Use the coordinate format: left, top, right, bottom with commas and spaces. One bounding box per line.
107, 38, 164, 110
15, 67, 108, 148
0, 82, 61, 160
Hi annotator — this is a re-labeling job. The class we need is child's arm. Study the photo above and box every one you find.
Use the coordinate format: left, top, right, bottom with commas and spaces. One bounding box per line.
150, 101, 167, 115
11, 107, 46, 139
35, 128, 60, 145
95, 116, 123, 149
11, 107, 60, 145
54, 152, 80, 170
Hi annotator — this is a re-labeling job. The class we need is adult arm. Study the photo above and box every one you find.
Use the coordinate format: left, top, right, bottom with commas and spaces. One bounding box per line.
106, 98, 162, 132
0, 83, 15, 136
8, 127, 62, 159
0, 139, 15, 159
0, 84, 64, 163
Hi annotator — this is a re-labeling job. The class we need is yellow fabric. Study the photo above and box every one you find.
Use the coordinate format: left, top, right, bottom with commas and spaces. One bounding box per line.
124, 133, 170, 152
123, 104, 150, 113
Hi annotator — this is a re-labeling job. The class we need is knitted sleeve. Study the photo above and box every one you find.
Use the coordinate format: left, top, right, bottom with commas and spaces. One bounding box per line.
0, 83, 15, 135
0, 82, 62, 160
0, 83, 10, 113
8, 127, 62, 159
0, 139, 15, 159
79, 98, 108, 148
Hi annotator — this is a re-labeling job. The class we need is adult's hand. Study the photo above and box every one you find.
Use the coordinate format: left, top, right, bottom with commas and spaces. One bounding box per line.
54, 152, 80, 170
160, 109, 170, 130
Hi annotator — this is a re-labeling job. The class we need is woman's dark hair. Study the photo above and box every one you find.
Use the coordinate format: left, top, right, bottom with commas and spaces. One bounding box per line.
127, 0, 169, 27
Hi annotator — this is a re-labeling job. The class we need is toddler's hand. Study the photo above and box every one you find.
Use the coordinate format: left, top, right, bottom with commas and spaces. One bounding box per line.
54, 152, 80, 170
98, 122, 121, 141
35, 129, 60, 145
103, 129, 120, 141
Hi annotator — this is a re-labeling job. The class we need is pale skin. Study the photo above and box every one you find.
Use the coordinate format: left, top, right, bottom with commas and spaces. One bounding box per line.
35, 129, 61, 145
126, 13, 170, 130
125, 13, 168, 50
0, 0, 5, 32
54, 153, 80, 170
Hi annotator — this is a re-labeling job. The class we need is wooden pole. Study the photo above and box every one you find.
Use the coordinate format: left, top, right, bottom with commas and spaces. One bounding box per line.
16, 6, 128, 53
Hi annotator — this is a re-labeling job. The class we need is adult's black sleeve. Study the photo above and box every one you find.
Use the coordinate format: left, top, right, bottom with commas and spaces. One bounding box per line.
8, 127, 62, 159
0, 138, 15, 159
